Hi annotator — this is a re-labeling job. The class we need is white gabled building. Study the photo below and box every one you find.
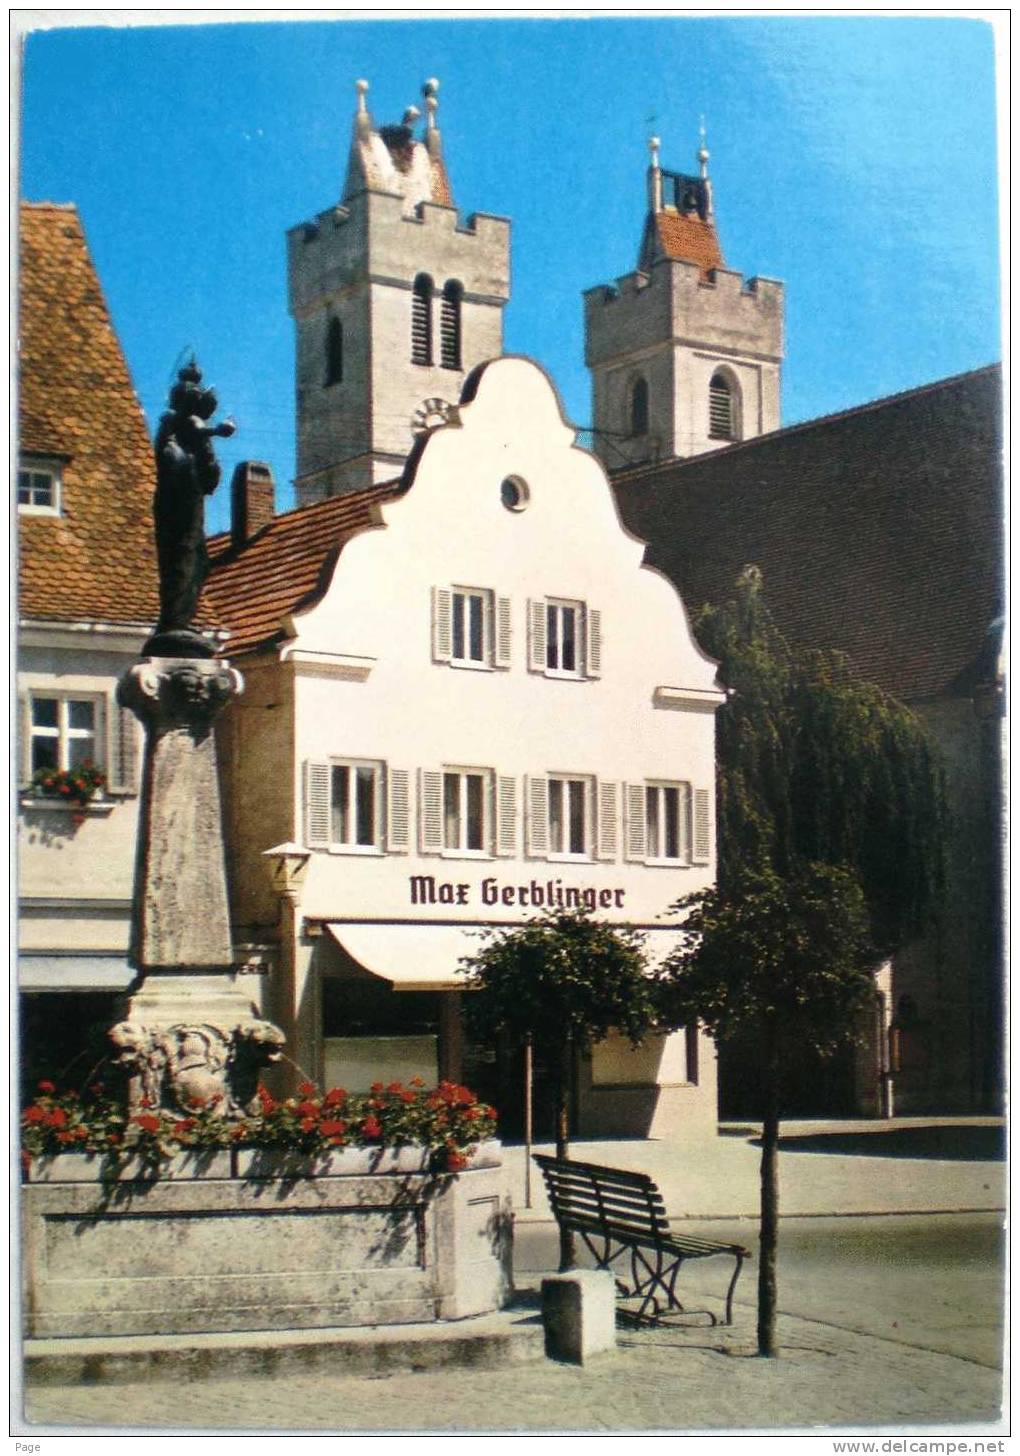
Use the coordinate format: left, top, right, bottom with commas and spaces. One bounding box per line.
205, 355, 725, 1140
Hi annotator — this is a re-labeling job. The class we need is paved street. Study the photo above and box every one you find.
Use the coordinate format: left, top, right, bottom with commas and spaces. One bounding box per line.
23, 1212, 1006, 1436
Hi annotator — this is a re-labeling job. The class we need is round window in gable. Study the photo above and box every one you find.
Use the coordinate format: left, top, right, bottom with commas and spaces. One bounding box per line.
500, 476, 530, 512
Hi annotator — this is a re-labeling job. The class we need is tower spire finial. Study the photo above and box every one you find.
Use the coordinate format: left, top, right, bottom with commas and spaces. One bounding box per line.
698, 114, 710, 178
647, 132, 663, 212
354, 78, 372, 139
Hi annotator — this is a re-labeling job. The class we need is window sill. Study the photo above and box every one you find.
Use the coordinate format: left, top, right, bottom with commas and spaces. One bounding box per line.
542, 670, 587, 682
448, 658, 494, 673
325, 844, 384, 857
19, 796, 115, 817
547, 852, 593, 865
440, 849, 493, 862
644, 858, 693, 869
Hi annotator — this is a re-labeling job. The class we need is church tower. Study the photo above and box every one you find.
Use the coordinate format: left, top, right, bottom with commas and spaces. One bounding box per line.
584, 136, 783, 472
288, 80, 511, 503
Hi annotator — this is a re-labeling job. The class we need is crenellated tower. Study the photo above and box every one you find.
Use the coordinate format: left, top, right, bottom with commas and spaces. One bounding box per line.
288, 79, 511, 503
584, 134, 783, 472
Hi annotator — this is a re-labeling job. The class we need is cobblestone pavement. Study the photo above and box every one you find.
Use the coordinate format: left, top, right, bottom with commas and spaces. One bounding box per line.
23, 1312, 1006, 1436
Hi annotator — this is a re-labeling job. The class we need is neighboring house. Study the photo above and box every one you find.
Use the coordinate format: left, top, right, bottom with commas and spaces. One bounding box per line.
16, 202, 159, 1089
610, 365, 1005, 1116
202, 357, 726, 1141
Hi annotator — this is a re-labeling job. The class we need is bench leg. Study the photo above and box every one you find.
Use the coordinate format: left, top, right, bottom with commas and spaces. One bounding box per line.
724, 1252, 746, 1326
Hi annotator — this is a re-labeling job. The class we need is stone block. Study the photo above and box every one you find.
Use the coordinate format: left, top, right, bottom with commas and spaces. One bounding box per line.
541, 1269, 617, 1364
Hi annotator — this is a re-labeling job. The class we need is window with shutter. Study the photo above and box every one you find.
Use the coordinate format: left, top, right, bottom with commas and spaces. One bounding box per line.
529, 599, 600, 679
26, 692, 105, 778
412, 275, 433, 365
495, 774, 517, 857
548, 774, 592, 859
525, 773, 549, 857
440, 766, 492, 855
329, 761, 383, 851
596, 779, 618, 861
440, 280, 463, 369
419, 769, 444, 853
387, 768, 411, 853
709, 372, 737, 441
692, 788, 712, 863
624, 782, 647, 862
644, 781, 692, 864
304, 760, 331, 847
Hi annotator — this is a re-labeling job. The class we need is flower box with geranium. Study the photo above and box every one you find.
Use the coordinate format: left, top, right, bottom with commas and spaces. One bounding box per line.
29, 762, 106, 809
20, 1077, 498, 1181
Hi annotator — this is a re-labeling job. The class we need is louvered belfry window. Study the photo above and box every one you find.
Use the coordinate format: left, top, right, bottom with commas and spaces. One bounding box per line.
709, 372, 735, 440
412, 275, 433, 365
325, 316, 343, 386
630, 376, 649, 437
440, 280, 463, 370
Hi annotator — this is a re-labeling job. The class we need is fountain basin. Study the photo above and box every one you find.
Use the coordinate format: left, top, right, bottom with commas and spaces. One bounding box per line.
21, 1140, 512, 1337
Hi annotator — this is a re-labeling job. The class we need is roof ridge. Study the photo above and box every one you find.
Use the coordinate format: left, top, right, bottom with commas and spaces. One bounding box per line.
614, 363, 1002, 482
207, 477, 402, 553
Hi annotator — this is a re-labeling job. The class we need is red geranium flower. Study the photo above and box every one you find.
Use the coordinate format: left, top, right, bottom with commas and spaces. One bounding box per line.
409, 1076, 425, 1087
133, 1113, 160, 1134
300, 1117, 316, 1133
445, 1149, 468, 1172
107, 1132, 121, 1145
37, 1080, 56, 1093
361, 1115, 382, 1140
57, 1130, 75, 1144
319, 1119, 346, 1138
296, 1100, 318, 1118
23, 1105, 45, 1124
387, 1081, 404, 1094
45, 1107, 68, 1128
370, 1082, 385, 1094
323, 1087, 346, 1107
298, 1081, 317, 1096
401, 1091, 416, 1104
257, 1085, 276, 1113
173, 1119, 196, 1136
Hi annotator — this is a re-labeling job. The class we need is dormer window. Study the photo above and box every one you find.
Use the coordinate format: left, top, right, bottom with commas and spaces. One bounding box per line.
630, 377, 649, 437
412, 274, 434, 365
709, 372, 738, 441
440, 280, 463, 370
325, 316, 344, 386
17, 458, 62, 515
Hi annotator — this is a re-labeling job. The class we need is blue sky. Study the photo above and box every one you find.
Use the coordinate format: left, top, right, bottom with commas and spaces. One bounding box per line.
18, 15, 1002, 533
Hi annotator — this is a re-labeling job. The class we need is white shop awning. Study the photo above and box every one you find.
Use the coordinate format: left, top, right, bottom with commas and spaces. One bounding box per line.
326, 922, 489, 992
324, 922, 686, 992
19, 953, 136, 991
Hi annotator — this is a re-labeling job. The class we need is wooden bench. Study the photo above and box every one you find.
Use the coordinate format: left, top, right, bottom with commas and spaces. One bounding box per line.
533, 1154, 751, 1327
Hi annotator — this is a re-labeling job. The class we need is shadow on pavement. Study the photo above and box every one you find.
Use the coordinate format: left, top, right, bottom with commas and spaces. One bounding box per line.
766, 1126, 1005, 1161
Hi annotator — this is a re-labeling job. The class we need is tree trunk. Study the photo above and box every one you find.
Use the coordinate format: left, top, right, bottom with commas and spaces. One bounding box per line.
556, 1033, 575, 1271
757, 1061, 781, 1357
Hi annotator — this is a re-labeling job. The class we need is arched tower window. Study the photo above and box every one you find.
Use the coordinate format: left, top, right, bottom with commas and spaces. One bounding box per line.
630, 376, 649, 437
440, 280, 463, 370
412, 275, 434, 365
325, 316, 344, 386
709, 372, 739, 441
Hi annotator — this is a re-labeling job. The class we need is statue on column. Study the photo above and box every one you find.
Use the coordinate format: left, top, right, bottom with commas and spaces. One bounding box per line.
145, 359, 235, 659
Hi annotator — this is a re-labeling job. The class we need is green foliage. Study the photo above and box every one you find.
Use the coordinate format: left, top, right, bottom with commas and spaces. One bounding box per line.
660, 864, 875, 1059
694, 569, 948, 957
459, 910, 657, 1055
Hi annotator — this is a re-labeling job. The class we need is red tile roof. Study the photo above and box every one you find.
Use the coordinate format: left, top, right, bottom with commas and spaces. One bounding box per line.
17, 202, 160, 627
653, 210, 724, 272
612, 366, 1003, 704
201, 481, 403, 656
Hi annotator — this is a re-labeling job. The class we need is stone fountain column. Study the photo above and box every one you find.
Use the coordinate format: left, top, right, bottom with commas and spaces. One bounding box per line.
108, 360, 284, 1116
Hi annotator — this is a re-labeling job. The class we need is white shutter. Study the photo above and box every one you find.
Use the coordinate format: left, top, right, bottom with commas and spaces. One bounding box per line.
678, 781, 693, 864
304, 760, 331, 848
431, 587, 452, 663
494, 595, 512, 669
528, 600, 547, 673
525, 773, 549, 857
586, 607, 602, 678
692, 788, 712, 864
495, 774, 517, 857
623, 782, 646, 862
109, 702, 140, 793
419, 769, 444, 853
596, 779, 618, 861
387, 768, 411, 853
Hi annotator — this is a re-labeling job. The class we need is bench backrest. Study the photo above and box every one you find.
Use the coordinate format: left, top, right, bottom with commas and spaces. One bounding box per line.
533, 1154, 672, 1242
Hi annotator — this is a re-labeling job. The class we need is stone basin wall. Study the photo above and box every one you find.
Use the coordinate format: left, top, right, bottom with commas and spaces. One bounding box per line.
21, 1141, 512, 1338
